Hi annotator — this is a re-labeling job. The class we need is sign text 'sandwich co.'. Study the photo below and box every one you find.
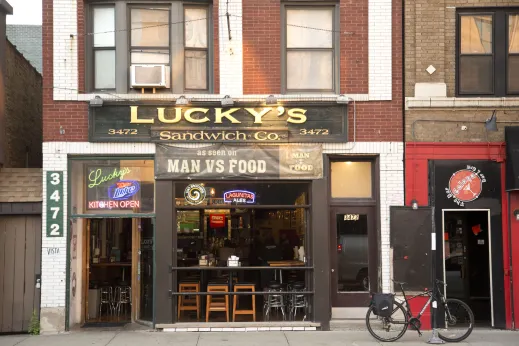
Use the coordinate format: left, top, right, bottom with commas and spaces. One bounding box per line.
78, 102, 379, 329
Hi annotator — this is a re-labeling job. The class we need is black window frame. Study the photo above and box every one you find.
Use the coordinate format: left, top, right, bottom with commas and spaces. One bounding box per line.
281, 3, 340, 94
85, 1, 213, 94
456, 8, 519, 97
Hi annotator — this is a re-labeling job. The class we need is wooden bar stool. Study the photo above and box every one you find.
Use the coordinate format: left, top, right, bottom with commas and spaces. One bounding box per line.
233, 283, 256, 322
178, 281, 200, 321
206, 284, 229, 322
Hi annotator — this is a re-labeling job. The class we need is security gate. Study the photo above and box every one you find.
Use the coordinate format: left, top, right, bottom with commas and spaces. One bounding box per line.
0, 216, 41, 333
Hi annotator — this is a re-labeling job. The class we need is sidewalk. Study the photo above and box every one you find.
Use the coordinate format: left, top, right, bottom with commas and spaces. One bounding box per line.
1, 329, 518, 346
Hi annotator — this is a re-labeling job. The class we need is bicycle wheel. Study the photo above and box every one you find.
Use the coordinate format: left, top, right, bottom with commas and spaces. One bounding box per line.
366, 300, 409, 342
438, 298, 474, 342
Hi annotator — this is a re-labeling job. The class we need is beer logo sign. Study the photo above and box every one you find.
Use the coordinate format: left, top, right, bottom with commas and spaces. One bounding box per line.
108, 180, 140, 201
223, 190, 256, 204
445, 165, 486, 206
184, 184, 207, 205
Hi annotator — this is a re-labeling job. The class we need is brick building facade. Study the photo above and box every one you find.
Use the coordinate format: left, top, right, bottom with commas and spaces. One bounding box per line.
41, 0, 403, 333
0, 1, 42, 168
405, 0, 519, 330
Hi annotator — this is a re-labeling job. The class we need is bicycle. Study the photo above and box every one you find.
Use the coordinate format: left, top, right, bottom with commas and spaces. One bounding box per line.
366, 279, 474, 343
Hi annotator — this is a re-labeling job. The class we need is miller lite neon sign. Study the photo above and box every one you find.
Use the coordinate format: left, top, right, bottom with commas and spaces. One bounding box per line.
108, 180, 140, 201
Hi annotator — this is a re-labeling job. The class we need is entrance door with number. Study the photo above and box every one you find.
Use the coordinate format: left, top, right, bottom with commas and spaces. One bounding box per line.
330, 207, 377, 306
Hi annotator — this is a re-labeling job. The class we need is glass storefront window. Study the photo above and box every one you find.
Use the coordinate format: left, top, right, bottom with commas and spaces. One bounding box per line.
173, 182, 311, 323
331, 161, 372, 198
71, 159, 154, 215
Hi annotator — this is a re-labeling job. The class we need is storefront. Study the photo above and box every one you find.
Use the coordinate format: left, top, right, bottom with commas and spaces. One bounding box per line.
405, 142, 511, 329
59, 101, 401, 331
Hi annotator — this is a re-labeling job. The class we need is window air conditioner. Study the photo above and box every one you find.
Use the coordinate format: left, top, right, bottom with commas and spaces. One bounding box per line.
130, 64, 170, 88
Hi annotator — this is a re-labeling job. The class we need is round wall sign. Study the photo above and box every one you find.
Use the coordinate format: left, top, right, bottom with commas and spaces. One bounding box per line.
184, 184, 207, 205
448, 168, 484, 203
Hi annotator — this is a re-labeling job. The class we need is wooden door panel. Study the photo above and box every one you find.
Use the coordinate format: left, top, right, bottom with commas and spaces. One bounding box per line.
22, 216, 38, 331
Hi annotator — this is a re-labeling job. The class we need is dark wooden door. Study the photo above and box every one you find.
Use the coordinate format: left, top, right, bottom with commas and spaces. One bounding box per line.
0, 216, 42, 333
330, 207, 377, 307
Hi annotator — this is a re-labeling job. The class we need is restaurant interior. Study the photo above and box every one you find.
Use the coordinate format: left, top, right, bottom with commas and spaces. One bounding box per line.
173, 182, 312, 323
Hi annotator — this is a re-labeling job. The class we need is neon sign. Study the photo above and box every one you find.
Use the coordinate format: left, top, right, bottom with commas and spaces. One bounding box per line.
108, 180, 140, 201
223, 190, 256, 204
88, 200, 141, 209
88, 167, 132, 188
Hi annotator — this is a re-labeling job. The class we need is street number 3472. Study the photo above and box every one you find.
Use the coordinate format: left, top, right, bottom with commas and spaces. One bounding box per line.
299, 129, 330, 135
47, 171, 63, 237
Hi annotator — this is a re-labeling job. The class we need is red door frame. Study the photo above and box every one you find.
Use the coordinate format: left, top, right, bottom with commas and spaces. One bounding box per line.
405, 142, 512, 329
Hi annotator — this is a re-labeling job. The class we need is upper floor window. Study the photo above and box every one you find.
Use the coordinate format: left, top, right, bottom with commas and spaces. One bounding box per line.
93, 6, 116, 90
283, 6, 338, 93
130, 7, 170, 65
88, 2, 211, 93
457, 9, 519, 96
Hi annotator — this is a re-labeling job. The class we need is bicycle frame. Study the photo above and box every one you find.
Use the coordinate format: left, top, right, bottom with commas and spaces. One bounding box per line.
394, 282, 446, 325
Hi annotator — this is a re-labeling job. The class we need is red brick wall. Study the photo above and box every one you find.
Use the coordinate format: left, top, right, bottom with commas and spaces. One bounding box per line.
241, 0, 402, 142
340, 0, 368, 94
5, 41, 43, 167
42, 0, 88, 142
242, 0, 281, 94
213, 1, 219, 94
77, 0, 85, 93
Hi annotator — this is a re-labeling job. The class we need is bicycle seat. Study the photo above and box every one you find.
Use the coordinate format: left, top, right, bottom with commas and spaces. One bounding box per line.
392, 280, 407, 285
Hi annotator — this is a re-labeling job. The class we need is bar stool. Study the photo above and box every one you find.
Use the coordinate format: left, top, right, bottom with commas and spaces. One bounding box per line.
115, 286, 131, 319
264, 282, 286, 321
178, 281, 200, 321
206, 283, 229, 322
98, 286, 113, 320
289, 282, 306, 321
233, 283, 256, 322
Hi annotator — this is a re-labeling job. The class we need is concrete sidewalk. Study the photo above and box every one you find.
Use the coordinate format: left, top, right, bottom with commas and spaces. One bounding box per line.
0, 329, 518, 346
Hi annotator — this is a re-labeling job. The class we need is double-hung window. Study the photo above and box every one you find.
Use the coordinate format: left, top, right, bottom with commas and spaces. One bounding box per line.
130, 7, 170, 65
92, 6, 116, 90
184, 7, 209, 90
283, 6, 338, 93
457, 9, 519, 96
88, 2, 211, 93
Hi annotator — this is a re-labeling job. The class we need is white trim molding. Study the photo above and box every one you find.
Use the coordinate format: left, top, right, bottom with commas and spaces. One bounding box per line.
406, 97, 519, 109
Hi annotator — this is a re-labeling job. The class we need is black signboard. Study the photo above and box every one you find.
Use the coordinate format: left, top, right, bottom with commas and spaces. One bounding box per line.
505, 126, 519, 191
155, 144, 323, 180
89, 103, 348, 143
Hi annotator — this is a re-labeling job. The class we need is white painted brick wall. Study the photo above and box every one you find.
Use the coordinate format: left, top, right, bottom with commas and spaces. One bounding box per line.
53, 0, 78, 101
218, 0, 243, 95
52, 0, 392, 101
368, 0, 393, 100
41, 141, 401, 308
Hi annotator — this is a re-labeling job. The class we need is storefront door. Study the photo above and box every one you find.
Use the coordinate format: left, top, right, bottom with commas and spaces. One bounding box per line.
330, 207, 377, 307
